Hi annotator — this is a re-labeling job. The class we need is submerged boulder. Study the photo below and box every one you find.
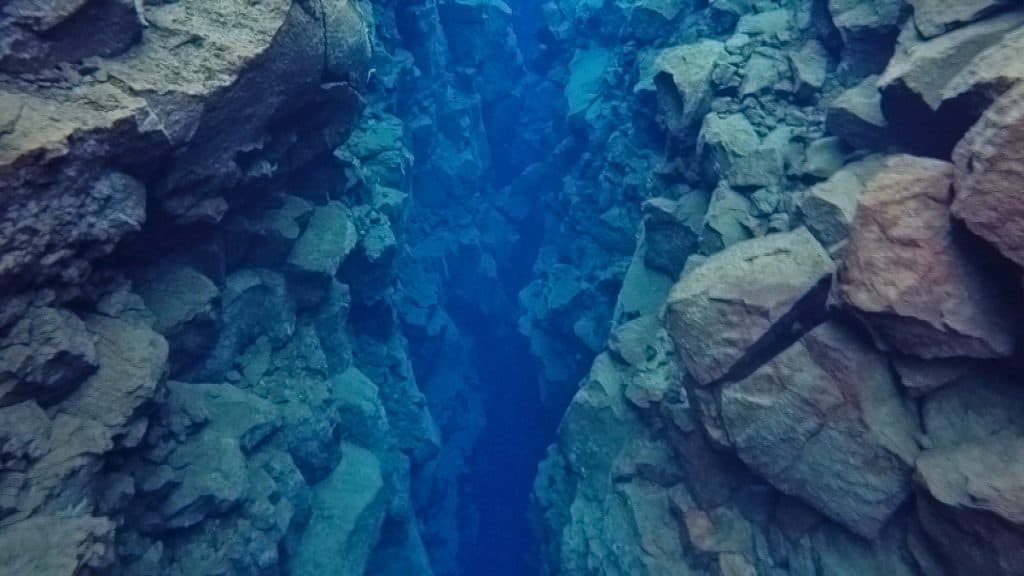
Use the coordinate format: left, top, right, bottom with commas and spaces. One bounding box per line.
666, 227, 835, 386
833, 154, 1016, 358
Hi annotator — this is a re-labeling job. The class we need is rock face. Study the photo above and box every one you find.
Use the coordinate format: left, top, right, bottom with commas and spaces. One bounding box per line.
833, 154, 1016, 358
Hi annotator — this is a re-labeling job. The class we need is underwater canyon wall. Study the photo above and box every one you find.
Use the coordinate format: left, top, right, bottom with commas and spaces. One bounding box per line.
528, 1, 1024, 575
0, 0, 540, 574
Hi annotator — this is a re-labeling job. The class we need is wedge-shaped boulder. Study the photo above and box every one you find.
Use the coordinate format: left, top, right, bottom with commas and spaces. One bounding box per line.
721, 322, 920, 538
833, 155, 1016, 358
666, 228, 835, 386
953, 83, 1024, 268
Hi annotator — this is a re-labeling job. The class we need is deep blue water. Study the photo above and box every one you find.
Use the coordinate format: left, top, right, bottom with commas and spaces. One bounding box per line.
449, 3, 563, 575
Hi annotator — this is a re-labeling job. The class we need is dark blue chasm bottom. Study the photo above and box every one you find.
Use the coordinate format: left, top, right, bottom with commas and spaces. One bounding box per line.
461, 332, 557, 576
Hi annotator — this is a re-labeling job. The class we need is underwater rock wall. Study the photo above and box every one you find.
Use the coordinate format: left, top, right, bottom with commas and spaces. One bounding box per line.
530, 1, 1024, 575
0, 0, 535, 573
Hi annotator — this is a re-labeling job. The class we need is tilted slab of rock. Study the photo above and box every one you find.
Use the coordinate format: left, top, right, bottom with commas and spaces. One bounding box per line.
720, 322, 920, 538
879, 10, 1024, 151
665, 227, 835, 386
833, 154, 1016, 358
953, 83, 1024, 268
909, 0, 1019, 38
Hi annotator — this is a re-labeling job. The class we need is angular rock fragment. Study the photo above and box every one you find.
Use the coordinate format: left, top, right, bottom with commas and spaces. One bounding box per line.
920, 370, 1024, 449
697, 112, 760, 183
940, 26, 1024, 121
799, 169, 863, 248
135, 265, 220, 375
826, 75, 890, 149
909, 0, 1018, 38
833, 154, 1016, 358
798, 157, 884, 249
914, 369, 1024, 575
699, 183, 754, 255
915, 470, 1024, 576
565, 48, 611, 122
892, 355, 984, 396
952, 83, 1024, 267
789, 40, 829, 101
720, 322, 919, 538
0, 401, 50, 471
666, 228, 835, 386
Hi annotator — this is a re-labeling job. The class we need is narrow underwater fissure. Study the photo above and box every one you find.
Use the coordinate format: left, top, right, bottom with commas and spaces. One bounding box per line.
397, 2, 574, 572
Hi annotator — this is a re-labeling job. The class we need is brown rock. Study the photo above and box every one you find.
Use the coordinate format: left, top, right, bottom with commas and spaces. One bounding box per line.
953, 83, 1024, 268
833, 154, 1016, 358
